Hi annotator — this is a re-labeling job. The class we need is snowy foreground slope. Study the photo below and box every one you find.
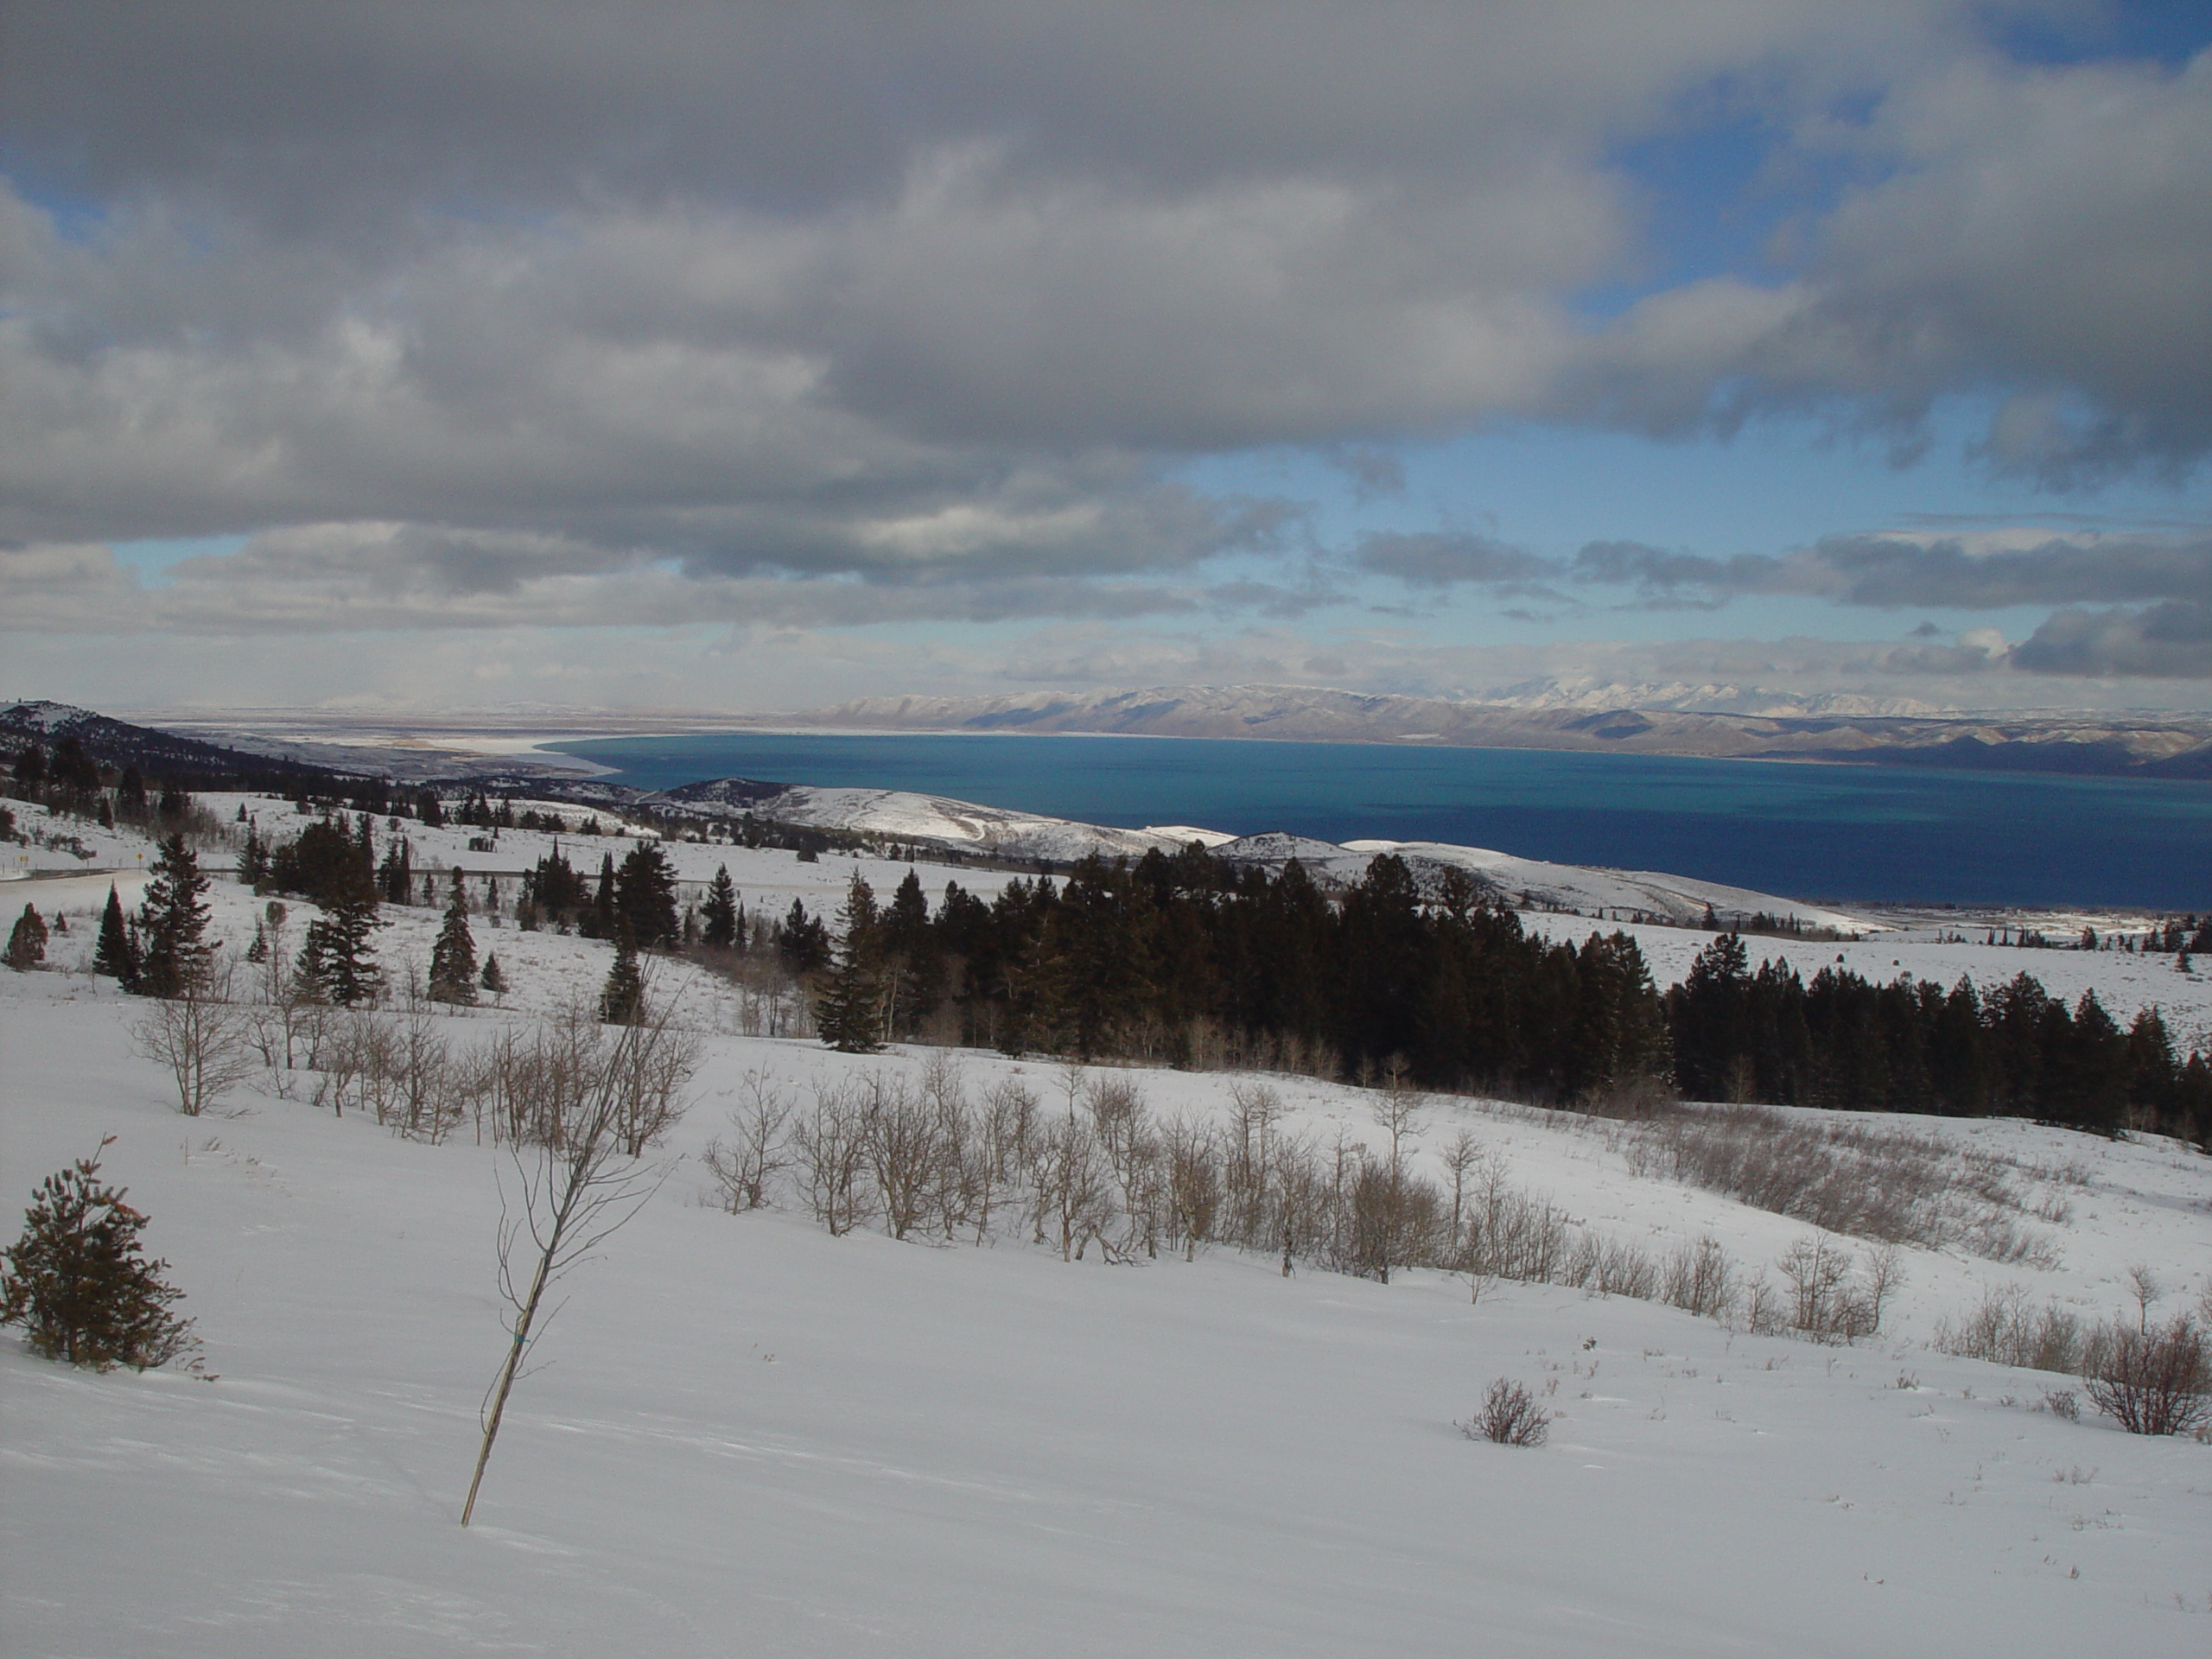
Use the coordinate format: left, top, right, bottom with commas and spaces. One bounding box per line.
5, 966, 2211, 1657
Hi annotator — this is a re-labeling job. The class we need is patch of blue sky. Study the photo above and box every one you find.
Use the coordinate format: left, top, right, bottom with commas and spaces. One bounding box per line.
1580, 105, 1828, 320
1183, 395, 2209, 572
1985, 0, 2212, 68
108, 535, 248, 588
0, 164, 118, 245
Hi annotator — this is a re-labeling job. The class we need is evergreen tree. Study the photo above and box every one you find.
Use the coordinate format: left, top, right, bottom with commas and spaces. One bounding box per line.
268, 817, 372, 907
1668, 932, 1752, 1101
0, 1140, 197, 1370
778, 897, 830, 976
480, 952, 507, 997
613, 840, 679, 947
296, 889, 384, 1007
429, 868, 479, 1004
116, 766, 146, 817
10, 743, 47, 795
378, 836, 413, 905
93, 885, 141, 990
700, 865, 740, 948
600, 924, 645, 1025
588, 853, 618, 938
815, 872, 887, 1052
5, 903, 48, 970
237, 823, 270, 888
48, 735, 99, 798
136, 834, 213, 999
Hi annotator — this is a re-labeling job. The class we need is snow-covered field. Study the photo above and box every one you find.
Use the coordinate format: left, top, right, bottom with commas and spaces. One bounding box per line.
5, 809, 2212, 1655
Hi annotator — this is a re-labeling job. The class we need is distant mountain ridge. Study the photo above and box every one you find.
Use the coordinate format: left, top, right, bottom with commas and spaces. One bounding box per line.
807, 684, 2212, 778
0, 700, 362, 789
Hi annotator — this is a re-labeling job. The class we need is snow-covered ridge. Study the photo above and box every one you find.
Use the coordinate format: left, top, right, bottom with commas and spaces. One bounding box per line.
655, 781, 1211, 863
648, 778, 1877, 929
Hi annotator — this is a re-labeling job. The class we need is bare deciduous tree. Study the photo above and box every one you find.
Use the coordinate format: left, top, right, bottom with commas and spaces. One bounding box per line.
702, 1069, 795, 1212
131, 979, 258, 1116
461, 1020, 676, 1528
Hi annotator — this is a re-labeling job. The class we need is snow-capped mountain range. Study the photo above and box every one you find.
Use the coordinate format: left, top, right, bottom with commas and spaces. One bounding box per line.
804, 683, 2212, 776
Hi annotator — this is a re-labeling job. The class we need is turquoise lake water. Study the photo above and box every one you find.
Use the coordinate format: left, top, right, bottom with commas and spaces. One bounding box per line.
549, 732, 2212, 910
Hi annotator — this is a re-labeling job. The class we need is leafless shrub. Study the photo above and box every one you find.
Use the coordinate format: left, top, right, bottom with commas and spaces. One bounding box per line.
606, 1020, 702, 1156
2082, 1315, 2210, 1436
1935, 1285, 2088, 1373
392, 1003, 459, 1142
1741, 1273, 1789, 1337
2041, 1388, 2080, 1421
1161, 1113, 1221, 1262
792, 1077, 874, 1236
1629, 1106, 2055, 1263
861, 1071, 944, 1242
702, 1070, 794, 1212
1661, 1236, 1738, 1319
1223, 1078, 1287, 1249
452, 1003, 692, 1154
1460, 1377, 1550, 1446
1776, 1235, 1893, 1342
1463, 1175, 1570, 1291
130, 985, 258, 1116
1035, 1106, 1114, 1262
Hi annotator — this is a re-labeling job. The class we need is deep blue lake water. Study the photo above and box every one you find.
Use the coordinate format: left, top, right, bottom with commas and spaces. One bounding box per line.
549, 732, 2212, 910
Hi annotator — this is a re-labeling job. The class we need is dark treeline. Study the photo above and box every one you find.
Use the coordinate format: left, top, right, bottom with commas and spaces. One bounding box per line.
1667, 934, 2210, 1141
787, 849, 2210, 1147
812, 849, 1674, 1105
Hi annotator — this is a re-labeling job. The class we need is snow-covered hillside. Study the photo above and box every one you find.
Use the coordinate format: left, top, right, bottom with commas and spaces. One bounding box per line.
660, 780, 1216, 864
4, 946, 2211, 1656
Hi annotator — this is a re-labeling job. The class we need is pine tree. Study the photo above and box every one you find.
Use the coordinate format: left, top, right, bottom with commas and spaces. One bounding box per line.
378, 836, 413, 905
296, 888, 384, 1007
1, 1140, 197, 1371
614, 840, 678, 947
5, 903, 48, 970
237, 823, 270, 888
588, 853, 618, 938
480, 952, 507, 997
700, 865, 740, 949
778, 898, 830, 976
429, 868, 479, 1004
94, 885, 141, 990
815, 872, 887, 1052
600, 924, 645, 1025
136, 834, 213, 998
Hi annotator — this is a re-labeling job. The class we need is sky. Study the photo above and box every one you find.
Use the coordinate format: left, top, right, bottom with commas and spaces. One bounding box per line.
2, 0, 2209, 717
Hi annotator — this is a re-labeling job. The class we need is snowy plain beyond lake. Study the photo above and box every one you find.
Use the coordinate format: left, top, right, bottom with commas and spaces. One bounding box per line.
3, 800, 2211, 1656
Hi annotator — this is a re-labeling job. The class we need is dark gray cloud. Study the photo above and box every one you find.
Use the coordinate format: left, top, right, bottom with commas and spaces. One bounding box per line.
1567, 531, 2212, 610
1356, 531, 1552, 588
1810, 533, 2212, 607
2013, 601, 2212, 677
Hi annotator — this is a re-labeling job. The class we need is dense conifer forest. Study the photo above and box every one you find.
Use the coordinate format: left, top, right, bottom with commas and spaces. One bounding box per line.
759, 849, 2210, 1146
